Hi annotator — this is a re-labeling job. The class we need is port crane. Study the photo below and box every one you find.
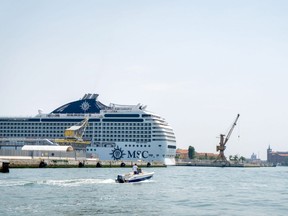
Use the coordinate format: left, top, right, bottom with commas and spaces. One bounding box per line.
54, 118, 90, 148
64, 117, 89, 141
215, 114, 240, 165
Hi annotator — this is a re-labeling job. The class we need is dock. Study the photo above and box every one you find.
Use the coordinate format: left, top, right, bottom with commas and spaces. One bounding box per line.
0, 156, 166, 168
176, 161, 261, 168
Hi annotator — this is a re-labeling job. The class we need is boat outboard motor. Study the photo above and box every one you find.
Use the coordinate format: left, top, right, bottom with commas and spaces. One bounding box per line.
116, 175, 125, 183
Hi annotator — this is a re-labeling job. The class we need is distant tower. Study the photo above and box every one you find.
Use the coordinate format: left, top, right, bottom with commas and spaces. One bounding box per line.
267, 145, 272, 162
251, 153, 257, 161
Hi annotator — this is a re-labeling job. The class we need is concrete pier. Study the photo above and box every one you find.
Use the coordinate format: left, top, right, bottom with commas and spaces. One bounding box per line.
176, 161, 261, 167
0, 156, 166, 168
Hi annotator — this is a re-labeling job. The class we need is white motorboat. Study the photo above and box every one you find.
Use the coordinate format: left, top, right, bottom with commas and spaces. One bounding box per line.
115, 170, 154, 183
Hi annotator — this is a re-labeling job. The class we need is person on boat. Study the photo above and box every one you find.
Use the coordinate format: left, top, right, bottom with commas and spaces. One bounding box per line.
133, 163, 138, 174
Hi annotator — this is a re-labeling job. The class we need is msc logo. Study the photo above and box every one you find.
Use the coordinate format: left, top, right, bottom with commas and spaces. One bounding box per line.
128, 150, 149, 159
110, 146, 126, 160
80, 101, 90, 111
109, 147, 150, 160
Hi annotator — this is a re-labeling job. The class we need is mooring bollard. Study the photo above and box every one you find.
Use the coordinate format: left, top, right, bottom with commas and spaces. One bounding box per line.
78, 161, 85, 167
1, 161, 10, 173
96, 161, 102, 167
39, 160, 47, 168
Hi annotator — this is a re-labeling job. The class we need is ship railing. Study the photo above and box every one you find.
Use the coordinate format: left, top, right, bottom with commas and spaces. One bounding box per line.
47, 113, 102, 118
0, 138, 57, 146
108, 103, 146, 111
91, 142, 116, 148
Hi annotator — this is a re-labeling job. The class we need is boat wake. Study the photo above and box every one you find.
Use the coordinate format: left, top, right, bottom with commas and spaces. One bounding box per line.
0, 180, 36, 187
0, 178, 116, 187
40, 178, 116, 187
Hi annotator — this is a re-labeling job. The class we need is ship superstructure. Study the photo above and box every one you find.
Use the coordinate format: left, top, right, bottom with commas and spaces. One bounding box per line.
0, 94, 177, 165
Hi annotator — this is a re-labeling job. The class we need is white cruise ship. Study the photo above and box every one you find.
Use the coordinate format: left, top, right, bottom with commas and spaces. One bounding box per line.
0, 94, 177, 165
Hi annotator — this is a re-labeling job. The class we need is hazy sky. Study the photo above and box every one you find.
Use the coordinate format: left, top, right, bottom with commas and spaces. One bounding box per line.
1, 0, 288, 159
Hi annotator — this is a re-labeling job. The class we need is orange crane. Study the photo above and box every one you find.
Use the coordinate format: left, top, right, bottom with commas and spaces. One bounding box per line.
215, 114, 240, 165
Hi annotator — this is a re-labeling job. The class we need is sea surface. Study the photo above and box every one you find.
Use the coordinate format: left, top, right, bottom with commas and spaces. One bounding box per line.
1, 166, 288, 216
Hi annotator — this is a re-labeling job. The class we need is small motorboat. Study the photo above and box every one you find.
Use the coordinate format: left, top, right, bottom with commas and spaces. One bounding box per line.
115, 170, 154, 183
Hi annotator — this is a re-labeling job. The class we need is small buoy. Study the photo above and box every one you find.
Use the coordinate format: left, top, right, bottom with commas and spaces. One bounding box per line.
147, 162, 151, 167
120, 162, 126, 167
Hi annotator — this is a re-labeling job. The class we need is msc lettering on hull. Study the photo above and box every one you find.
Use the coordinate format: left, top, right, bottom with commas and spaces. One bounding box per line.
127, 150, 149, 159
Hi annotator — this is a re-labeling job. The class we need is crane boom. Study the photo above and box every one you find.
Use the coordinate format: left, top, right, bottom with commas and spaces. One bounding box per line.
223, 114, 240, 145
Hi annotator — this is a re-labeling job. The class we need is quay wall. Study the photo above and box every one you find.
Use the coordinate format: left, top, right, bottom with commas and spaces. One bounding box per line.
0, 149, 166, 168
176, 161, 262, 167
0, 156, 165, 168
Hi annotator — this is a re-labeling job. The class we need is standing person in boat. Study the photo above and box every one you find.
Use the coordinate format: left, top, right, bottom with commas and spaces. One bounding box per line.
133, 163, 138, 174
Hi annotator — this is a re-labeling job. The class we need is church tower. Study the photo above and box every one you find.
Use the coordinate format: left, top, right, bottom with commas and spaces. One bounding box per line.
267, 145, 272, 162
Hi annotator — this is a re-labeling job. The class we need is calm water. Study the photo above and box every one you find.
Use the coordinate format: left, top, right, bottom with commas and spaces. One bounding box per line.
1, 166, 288, 216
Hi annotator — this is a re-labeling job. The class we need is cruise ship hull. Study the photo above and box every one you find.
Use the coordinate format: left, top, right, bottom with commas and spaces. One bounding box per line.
87, 140, 176, 165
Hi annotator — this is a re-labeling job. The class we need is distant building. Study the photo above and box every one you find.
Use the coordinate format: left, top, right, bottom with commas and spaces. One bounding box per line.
176, 149, 188, 159
267, 145, 288, 165
176, 148, 217, 160
251, 153, 257, 160
246, 152, 261, 164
